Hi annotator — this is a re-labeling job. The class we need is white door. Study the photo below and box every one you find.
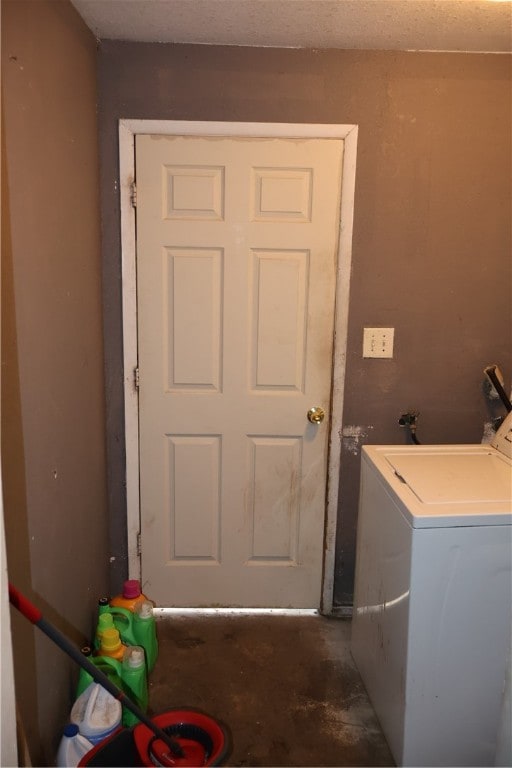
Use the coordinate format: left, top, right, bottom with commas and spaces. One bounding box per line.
136, 135, 343, 607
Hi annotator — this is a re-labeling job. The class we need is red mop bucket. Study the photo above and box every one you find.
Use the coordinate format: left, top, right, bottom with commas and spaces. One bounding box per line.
80, 710, 228, 767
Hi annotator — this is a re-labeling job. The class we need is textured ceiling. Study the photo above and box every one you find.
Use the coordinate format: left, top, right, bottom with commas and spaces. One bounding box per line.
71, 0, 512, 53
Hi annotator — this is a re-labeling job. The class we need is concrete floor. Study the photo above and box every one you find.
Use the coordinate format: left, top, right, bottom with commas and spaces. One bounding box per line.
149, 614, 395, 767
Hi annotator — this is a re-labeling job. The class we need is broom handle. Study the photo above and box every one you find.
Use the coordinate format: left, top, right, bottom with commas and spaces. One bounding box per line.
8, 583, 184, 760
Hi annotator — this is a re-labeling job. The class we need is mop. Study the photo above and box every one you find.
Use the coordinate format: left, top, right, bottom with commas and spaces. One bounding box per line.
9, 583, 229, 767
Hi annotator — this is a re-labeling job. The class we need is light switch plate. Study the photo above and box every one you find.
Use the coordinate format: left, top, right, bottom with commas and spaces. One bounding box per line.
363, 327, 394, 358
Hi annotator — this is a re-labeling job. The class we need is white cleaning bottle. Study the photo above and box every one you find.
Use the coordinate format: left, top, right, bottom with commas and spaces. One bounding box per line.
70, 682, 122, 744
56, 723, 93, 767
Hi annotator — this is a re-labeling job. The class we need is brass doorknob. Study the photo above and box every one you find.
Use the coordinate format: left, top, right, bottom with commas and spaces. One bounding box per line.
307, 407, 325, 424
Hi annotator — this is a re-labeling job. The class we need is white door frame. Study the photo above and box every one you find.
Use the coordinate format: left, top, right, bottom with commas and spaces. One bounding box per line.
119, 120, 358, 613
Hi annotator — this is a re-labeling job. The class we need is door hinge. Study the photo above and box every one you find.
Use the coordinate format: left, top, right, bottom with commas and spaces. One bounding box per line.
134, 366, 140, 390
130, 181, 137, 208
136, 532, 141, 557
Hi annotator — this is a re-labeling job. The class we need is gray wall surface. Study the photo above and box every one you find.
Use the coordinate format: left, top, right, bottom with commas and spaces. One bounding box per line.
97, 41, 511, 604
2, 1, 109, 762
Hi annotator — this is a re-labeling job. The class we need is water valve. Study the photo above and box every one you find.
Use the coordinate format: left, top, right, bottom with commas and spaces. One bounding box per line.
398, 411, 421, 444
398, 411, 419, 427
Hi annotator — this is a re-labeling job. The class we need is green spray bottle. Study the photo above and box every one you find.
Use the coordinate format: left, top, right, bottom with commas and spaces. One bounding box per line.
121, 646, 148, 726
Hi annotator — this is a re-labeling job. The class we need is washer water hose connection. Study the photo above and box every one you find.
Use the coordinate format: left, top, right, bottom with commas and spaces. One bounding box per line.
399, 411, 421, 445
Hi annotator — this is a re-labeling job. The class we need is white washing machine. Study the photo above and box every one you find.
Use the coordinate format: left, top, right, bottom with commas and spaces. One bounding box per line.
351, 412, 512, 767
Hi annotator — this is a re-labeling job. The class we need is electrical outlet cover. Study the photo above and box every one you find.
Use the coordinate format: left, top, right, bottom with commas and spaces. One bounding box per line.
363, 327, 394, 358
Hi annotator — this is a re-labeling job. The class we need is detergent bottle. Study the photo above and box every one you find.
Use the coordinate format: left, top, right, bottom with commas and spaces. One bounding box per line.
76, 648, 124, 699
56, 723, 93, 767
98, 603, 157, 672
121, 646, 148, 726
95, 594, 138, 647
95, 627, 127, 661
133, 599, 158, 672
70, 683, 122, 745
75, 651, 147, 727
110, 580, 150, 612
109, 605, 137, 646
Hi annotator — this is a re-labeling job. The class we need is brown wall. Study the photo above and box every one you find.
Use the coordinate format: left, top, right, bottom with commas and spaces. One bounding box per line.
1, 1, 109, 763
97, 43, 511, 602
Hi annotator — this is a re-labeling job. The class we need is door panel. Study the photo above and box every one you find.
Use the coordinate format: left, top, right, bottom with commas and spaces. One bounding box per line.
167, 435, 221, 561
165, 247, 223, 390
136, 135, 343, 607
252, 250, 308, 389
248, 436, 302, 561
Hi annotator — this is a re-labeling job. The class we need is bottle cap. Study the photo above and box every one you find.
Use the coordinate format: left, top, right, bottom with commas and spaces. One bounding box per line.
101, 628, 122, 652
98, 613, 114, 630
135, 599, 153, 619
122, 580, 141, 599
98, 597, 109, 606
64, 723, 79, 737
123, 645, 145, 669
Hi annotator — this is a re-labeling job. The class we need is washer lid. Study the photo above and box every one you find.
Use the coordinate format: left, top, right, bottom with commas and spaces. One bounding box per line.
386, 451, 511, 505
